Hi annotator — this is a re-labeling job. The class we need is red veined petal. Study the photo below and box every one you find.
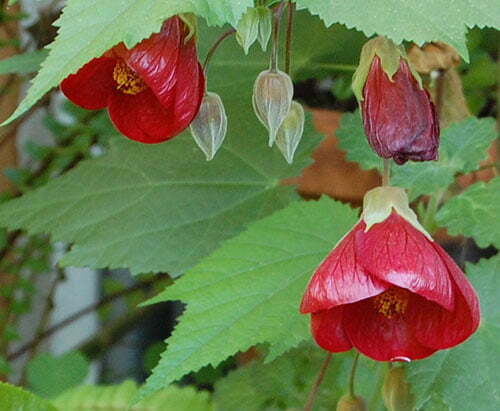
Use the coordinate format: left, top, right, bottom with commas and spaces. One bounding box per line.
60, 57, 116, 110
407, 286, 478, 350
343, 295, 436, 361
356, 213, 454, 311
108, 88, 177, 143
311, 307, 352, 353
127, 17, 181, 108
300, 222, 388, 314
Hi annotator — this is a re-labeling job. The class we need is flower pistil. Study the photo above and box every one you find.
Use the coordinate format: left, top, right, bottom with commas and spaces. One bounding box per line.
112, 61, 147, 95
373, 288, 409, 319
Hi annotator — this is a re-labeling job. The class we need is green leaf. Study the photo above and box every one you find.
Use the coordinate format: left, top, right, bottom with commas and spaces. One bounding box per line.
435, 177, 500, 248
407, 255, 500, 410
0, 14, 345, 276
137, 198, 359, 401
214, 344, 385, 411
295, 0, 500, 60
53, 381, 212, 411
336, 113, 497, 200
0, 49, 48, 75
26, 352, 90, 398
2, 0, 253, 125
0, 382, 57, 411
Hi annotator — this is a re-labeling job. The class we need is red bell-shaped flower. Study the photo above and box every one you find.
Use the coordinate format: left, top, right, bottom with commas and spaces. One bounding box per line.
61, 16, 205, 144
300, 187, 479, 362
352, 37, 439, 165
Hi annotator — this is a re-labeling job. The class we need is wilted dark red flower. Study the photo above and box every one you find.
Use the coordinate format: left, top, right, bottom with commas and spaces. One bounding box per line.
300, 187, 479, 362
61, 17, 205, 144
361, 56, 439, 164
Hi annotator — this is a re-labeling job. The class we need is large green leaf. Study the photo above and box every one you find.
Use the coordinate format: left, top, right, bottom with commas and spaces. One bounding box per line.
52, 381, 212, 411
435, 177, 500, 248
2, 0, 254, 125
336, 113, 497, 200
213, 344, 385, 411
407, 255, 500, 410
0, 382, 57, 411
26, 352, 89, 398
295, 0, 500, 60
137, 198, 359, 401
0, 15, 341, 276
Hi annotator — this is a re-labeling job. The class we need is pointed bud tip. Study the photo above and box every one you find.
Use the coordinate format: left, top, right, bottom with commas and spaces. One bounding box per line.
336, 394, 367, 411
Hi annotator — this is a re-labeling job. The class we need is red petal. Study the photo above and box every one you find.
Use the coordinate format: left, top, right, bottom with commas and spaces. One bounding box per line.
60, 57, 116, 110
407, 244, 480, 350
127, 17, 181, 108
356, 213, 454, 310
108, 88, 177, 143
300, 222, 388, 314
311, 307, 352, 353
343, 297, 436, 361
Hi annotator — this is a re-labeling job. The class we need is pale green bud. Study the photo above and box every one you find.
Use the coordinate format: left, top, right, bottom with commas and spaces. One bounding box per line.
236, 8, 260, 55
382, 366, 415, 411
256, 6, 272, 51
252, 69, 294, 146
275, 101, 305, 164
336, 394, 367, 411
190, 92, 227, 161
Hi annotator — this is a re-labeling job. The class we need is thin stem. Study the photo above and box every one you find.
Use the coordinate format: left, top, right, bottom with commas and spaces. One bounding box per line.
304, 352, 333, 411
202, 29, 236, 74
270, 2, 286, 71
284, 0, 295, 75
348, 352, 361, 398
382, 159, 391, 186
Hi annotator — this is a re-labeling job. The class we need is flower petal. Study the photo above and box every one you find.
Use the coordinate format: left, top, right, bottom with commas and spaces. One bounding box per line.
60, 57, 116, 110
343, 297, 436, 361
300, 222, 388, 314
127, 17, 181, 108
356, 212, 454, 310
311, 307, 352, 353
407, 244, 480, 350
108, 88, 176, 143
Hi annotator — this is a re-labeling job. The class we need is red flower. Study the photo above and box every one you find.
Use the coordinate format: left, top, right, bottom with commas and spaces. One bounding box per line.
61, 17, 205, 144
361, 56, 439, 165
300, 187, 479, 362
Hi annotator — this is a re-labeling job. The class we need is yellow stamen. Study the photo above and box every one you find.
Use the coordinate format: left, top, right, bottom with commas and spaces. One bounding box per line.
373, 288, 409, 319
113, 61, 147, 95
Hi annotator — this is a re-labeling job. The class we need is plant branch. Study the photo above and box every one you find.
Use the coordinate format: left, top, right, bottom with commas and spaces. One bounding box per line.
284, 0, 295, 75
202, 29, 236, 75
7, 275, 164, 361
304, 352, 332, 411
348, 352, 361, 398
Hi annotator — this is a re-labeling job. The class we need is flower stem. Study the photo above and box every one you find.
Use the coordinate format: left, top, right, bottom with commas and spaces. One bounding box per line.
202, 29, 236, 75
284, 0, 295, 75
382, 159, 391, 186
270, 2, 286, 71
348, 352, 361, 398
304, 352, 333, 411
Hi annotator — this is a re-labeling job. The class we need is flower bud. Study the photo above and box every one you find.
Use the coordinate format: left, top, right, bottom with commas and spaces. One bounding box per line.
382, 367, 415, 411
352, 36, 439, 165
236, 8, 260, 55
253, 69, 293, 146
275, 101, 305, 164
189, 92, 227, 161
336, 395, 367, 411
256, 6, 272, 51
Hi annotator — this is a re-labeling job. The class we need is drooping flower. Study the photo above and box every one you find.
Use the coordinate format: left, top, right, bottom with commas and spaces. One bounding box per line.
61, 16, 205, 144
300, 187, 479, 362
352, 37, 440, 165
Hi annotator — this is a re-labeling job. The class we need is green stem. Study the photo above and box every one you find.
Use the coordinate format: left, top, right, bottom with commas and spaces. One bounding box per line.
284, 0, 295, 75
202, 29, 236, 75
313, 62, 358, 72
304, 352, 333, 411
382, 159, 391, 186
422, 189, 446, 234
348, 352, 361, 398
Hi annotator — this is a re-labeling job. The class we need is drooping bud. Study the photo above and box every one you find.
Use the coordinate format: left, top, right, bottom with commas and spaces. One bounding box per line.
275, 101, 305, 164
382, 367, 415, 411
256, 7, 272, 51
253, 69, 294, 146
352, 36, 440, 165
190, 92, 227, 161
236, 8, 260, 54
336, 395, 367, 411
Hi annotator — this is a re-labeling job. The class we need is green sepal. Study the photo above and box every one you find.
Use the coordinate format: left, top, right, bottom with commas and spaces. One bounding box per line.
352, 36, 422, 102
256, 6, 272, 51
179, 13, 198, 42
236, 7, 260, 54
